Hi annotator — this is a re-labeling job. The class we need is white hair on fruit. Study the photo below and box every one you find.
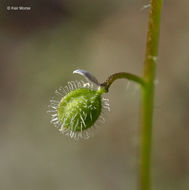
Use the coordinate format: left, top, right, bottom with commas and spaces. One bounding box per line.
47, 80, 110, 141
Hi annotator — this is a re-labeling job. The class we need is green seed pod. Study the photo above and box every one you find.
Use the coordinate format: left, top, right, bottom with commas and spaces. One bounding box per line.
48, 70, 110, 140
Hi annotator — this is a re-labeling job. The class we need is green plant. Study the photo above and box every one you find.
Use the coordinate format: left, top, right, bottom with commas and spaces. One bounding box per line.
48, 73, 110, 140
48, 0, 163, 189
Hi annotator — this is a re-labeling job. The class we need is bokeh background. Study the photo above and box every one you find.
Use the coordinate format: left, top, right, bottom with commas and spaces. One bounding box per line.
0, 0, 189, 190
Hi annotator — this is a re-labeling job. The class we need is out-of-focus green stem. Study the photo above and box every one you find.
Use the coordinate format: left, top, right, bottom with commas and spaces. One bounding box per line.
140, 1, 163, 190
100, 1, 163, 190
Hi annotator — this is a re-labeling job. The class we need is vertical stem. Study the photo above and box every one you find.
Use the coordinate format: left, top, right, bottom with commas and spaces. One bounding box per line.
140, 1, 163, 190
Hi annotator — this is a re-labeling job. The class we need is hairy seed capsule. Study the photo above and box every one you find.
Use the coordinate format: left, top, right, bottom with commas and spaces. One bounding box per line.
48, 70, 110, 140
58, 88, 102, 132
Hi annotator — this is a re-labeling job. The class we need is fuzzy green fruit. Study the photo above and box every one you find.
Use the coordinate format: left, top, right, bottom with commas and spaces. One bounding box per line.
58, 88, 102, 132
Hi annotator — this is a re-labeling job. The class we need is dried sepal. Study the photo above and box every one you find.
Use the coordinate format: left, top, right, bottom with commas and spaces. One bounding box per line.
73, 69, 100, 86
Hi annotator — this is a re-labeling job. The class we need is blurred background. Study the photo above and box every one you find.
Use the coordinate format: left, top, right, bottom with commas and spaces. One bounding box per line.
0, 0, 189, 190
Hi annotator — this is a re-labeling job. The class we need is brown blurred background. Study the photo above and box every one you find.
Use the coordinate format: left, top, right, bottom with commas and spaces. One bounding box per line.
0, 0, 189, 190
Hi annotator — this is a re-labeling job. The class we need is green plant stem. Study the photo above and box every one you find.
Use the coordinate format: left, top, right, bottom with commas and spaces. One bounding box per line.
140, 1, 163, 190
100, 72, 146, 92
100, 1, 163, 190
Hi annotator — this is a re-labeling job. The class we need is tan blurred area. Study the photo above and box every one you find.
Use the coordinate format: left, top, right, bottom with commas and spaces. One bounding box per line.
0, 0, 189, 190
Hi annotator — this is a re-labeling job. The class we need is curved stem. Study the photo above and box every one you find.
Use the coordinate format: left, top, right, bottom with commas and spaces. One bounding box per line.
101, 72, 146, 92
140, 1, 163, 190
